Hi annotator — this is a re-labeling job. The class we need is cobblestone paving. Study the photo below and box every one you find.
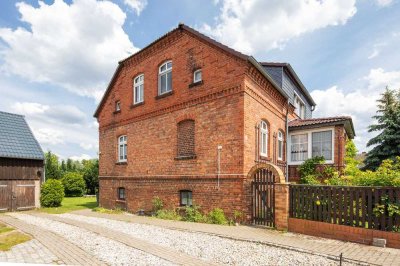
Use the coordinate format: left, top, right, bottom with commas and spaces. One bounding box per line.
0, 239, 59, 264
73, 209, 400, 266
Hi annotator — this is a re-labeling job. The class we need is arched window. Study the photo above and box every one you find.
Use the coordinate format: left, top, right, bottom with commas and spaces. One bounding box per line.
278, 130, 284, 161
158, 61, 172, 95
177, 120, 195, 158
118, 135, 127, 162
260, 121, 268, 157
133, 74, 144, 104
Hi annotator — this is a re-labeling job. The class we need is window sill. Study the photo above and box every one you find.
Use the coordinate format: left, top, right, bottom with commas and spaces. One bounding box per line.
259, 155, 271, 161
116, 199, 126, 203
174, 155, 197, 160
115, 162, 127, 165
155, 90, 173, 100
130, 101, 144, 109
113, 110, 121, 115
189, 80, 203, 88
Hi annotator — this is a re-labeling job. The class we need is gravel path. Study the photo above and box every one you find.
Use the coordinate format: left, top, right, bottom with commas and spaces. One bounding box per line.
60, 213, 348, 266
9, 213, 174, 266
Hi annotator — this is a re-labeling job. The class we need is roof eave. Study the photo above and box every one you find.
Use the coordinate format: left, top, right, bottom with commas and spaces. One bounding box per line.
248, 57, 289, 100
289, 119, 356, 139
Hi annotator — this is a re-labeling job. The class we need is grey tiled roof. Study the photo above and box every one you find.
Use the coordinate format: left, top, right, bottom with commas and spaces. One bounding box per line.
0, 111, 44, 160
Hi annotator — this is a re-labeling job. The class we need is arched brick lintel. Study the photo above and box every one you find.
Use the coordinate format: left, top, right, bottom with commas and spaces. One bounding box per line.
247, 163, 286, 184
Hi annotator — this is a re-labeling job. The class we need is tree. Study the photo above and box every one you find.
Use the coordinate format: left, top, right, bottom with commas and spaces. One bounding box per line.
45, 151, 61, 179
364, 87, 400, 170
344, 140, 360, 176
62, 172, 86, 197
82, 159, 99, 194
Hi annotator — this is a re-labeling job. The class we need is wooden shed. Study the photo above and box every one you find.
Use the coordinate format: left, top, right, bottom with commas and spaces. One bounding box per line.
0, 111, 44, 212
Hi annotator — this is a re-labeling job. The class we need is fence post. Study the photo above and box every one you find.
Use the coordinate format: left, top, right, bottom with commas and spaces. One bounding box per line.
275, 183, 290, 230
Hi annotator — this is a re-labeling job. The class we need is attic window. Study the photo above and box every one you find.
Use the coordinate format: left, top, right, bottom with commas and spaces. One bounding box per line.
294, 94, 305, 119
193, 69, 202, 83
115, 101, 121, 112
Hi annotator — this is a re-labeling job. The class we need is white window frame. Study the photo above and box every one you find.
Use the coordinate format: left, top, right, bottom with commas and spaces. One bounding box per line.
115, 101, 121, 112
294, 92, 306, 119
158, 61, 172, 95
118, 135, 127, 162
278, 130, 284, 161
288, 127, 335, 165
133, 74, 144, 104
193, 69, 202, 83
259, 121, 268, 157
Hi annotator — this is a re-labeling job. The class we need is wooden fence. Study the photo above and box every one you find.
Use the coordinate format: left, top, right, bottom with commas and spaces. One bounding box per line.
289, 185, 400, 232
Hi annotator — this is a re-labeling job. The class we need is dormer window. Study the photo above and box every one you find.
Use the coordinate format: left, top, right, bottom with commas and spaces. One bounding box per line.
159, 61, 172, 95
294, 94, 305, 119
115, 101, 121, 112
193, 69, 202, 83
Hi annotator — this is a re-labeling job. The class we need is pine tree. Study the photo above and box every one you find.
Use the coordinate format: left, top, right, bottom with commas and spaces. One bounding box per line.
364, 87, 400, 170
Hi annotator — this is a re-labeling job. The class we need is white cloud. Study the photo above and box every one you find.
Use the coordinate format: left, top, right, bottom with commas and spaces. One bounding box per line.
367, 42, 387, 60
375, 0, 393, 7
69, 154, 92, 161
80, 143, 94, 150
34, 128, 65, 145
124, 0, 147, 15
312, 68, 400, 151
12, 102, 49, 115
200, 0, 357, 54
0, 0, 138, 102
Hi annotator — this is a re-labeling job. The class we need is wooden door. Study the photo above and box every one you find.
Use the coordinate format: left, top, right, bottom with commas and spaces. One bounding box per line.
13, 181, 36, 211
0, 181, 12, 212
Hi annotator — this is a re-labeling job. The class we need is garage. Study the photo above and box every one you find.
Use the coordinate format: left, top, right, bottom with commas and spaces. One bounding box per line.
0, 111, 44, 212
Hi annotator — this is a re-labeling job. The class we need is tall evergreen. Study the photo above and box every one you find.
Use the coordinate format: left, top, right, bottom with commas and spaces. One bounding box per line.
45, 151, 62, 179
364, 87, 400, 170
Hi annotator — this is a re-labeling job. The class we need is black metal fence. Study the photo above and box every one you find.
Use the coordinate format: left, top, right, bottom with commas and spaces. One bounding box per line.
289, 185, 400, 232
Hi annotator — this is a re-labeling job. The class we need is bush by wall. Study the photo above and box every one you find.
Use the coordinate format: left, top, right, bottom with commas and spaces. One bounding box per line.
40, 179, 64, 207
207, 208, 228, 225
61, 172, 86, 197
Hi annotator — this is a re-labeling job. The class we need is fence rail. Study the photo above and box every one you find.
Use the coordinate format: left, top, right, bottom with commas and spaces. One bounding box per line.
289, 185, 400, 232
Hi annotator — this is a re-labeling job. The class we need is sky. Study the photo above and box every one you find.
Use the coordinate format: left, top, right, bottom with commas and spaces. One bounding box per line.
0, 0, 400, 160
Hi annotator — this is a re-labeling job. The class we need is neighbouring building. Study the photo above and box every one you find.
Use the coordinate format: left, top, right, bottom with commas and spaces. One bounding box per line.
94, 24, 355, 222
0, 111, 44, 212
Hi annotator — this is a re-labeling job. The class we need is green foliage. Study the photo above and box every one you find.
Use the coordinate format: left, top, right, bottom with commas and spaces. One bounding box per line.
82, 159, 99, 194
155, 209, 182, 220
181, 205, 207, 222
207, 208, 228, 225
233, 210, 244, 224
299, 156, 325, 184
152, 196, 164, 212
40, 197, 97, 214
40, 179, 64, 207
45, 151, 62, 179
344, 140, 361, 176
61, 172, 86, 197
364, 87, 400, 170
353, 157, 400, 186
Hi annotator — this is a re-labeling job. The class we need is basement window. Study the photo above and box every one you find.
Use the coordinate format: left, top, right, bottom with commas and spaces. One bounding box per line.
180, 190, 192, 206
118, 187, 125, 200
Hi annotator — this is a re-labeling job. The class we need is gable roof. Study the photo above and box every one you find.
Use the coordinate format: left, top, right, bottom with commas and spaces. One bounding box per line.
0, 111, 44, 160
93, 23, 290, 118
289, 116, 355, 139
260, 62, 316, 106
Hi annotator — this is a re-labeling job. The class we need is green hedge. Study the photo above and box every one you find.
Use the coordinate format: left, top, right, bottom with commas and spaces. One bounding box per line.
62, 172, 86, 197
40, 179, 64, 207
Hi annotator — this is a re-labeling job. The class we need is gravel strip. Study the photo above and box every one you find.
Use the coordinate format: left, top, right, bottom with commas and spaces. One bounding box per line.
60, 213, 353, 266
9, 213, 174, 266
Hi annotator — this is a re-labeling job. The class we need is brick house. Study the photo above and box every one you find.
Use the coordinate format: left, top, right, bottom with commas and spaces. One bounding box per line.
94, 23, 355, 221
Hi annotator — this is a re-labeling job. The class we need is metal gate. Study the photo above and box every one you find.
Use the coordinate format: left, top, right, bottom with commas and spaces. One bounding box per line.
252, 167, 275, 227
0, 180, 36, 212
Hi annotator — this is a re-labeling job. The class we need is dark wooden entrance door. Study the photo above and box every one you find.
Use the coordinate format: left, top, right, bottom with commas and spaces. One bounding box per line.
0, 180, 36, 212
252, 168, 275, 227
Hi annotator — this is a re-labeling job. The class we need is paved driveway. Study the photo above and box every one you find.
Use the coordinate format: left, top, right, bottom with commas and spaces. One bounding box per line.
1, 210, 399, 265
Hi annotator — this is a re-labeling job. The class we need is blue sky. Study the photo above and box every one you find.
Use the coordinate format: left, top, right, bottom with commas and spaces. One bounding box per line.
0, 0, 400, 160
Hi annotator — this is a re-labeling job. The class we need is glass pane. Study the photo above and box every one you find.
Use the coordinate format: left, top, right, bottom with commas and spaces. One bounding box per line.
312, 131, 332, 159
194, 70, 202, 81
140, 84, 144, 101
167, 61, 172, 69
160, 64, 166, 72
278, 140, 282, 158
160, 74, 166, 93
167, 72, 172, 92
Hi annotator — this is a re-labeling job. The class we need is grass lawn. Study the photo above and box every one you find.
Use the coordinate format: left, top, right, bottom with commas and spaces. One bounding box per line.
40, 196, 97, 214
0, 222, 31, 251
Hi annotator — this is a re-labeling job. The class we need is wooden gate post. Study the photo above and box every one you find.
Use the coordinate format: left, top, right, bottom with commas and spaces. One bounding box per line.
274, 183, 290, 230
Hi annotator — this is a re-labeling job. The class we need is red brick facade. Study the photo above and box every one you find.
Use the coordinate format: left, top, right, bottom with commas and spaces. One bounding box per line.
95, 25, 351, 223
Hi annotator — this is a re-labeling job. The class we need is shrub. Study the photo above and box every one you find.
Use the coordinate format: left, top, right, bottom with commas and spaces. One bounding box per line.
152, 196, 164, 212
182, 205, 206, 223
61, 172, 86, 197
40, 179, 64, 207
299, 156, 325, 184
155, 209, 182, 220
233, 210, 244, 224
207, 208, 228, 225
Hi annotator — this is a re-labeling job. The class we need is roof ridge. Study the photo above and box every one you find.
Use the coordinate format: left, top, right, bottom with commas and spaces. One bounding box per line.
0, 110, 24, 117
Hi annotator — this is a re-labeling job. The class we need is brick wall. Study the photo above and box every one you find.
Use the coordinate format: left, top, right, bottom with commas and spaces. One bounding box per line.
288, 218, 400, 249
